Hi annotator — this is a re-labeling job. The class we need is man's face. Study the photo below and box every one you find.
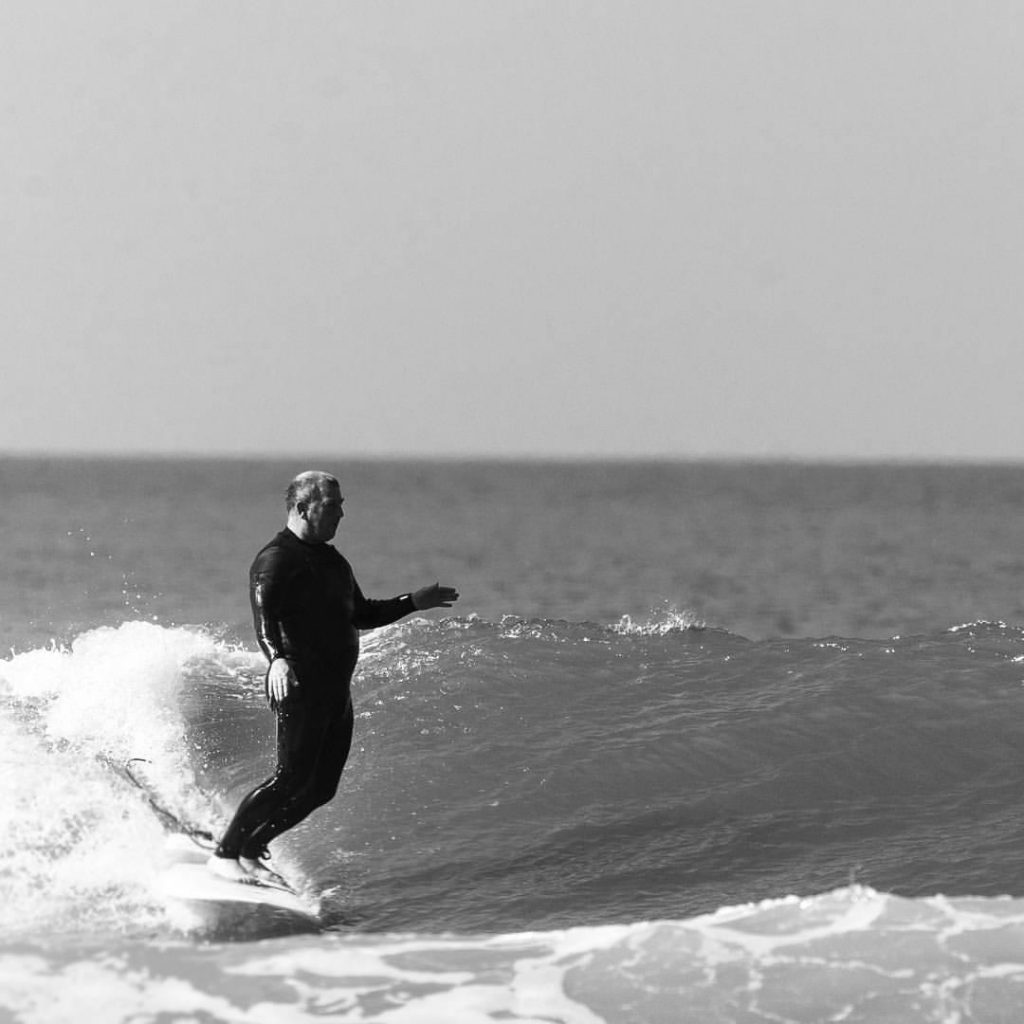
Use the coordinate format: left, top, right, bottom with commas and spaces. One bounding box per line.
303, 484, 344, 542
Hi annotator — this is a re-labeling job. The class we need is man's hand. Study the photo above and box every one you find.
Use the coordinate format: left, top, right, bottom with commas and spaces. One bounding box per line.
412, 583, 460, 610
266, 657, 297, 705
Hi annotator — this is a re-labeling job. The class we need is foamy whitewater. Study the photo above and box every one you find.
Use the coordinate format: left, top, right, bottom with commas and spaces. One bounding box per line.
3, 458, 1024, 1021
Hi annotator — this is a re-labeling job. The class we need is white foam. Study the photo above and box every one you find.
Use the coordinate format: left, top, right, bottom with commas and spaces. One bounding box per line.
5, 888, 1024, 1021
0, 710, 167, 936
613, 605, 705, 635
0, 621, 259, 938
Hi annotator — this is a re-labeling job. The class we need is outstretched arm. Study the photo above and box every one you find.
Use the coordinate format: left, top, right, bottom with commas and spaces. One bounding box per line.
352, 579, 460, 629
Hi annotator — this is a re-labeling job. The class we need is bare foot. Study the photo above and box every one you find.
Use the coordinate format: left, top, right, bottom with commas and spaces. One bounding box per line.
239, 856, 291, 890
207, 855, 257, 884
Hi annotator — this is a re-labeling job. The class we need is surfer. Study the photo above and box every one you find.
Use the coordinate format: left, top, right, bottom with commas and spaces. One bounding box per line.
208, 470, 459, 887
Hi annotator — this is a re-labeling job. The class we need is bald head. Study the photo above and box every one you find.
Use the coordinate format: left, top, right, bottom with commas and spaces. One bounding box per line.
285, 471, 339, 514
284, 470, 345, 543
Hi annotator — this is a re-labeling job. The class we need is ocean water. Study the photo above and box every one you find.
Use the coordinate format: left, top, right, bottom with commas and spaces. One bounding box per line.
3, 457, 1024, 1022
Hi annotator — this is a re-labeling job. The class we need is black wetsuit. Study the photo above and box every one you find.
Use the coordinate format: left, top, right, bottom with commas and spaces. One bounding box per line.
215, 528, 415, 861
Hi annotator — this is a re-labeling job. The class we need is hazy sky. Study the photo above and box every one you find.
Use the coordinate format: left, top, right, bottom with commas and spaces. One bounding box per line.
2, 2, 1022, 459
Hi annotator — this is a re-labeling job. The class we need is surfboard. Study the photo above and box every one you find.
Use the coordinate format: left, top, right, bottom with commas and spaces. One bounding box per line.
155, 834, 321, 938
100, 755, 321, 936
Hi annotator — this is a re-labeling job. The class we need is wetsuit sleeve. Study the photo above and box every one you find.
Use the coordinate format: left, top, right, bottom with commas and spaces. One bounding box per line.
249, 546, 296, 662
351, 577, 416, 630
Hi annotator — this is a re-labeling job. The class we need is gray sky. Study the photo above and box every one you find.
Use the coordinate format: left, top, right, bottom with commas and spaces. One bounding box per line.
2, 1, 1022, 460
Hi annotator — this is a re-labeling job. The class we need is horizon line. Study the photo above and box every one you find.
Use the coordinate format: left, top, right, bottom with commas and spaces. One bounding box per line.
2, 448, 1023, 468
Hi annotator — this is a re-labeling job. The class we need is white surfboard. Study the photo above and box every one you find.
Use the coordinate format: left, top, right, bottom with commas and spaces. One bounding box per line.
155, 834, 321, 936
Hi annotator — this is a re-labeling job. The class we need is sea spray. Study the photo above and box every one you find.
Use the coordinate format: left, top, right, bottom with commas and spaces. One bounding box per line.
0, 622, 258, 938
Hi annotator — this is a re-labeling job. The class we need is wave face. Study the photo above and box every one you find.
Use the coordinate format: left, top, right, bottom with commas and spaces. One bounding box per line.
4, 615, 1024, 1020
2, 615, 1023, 942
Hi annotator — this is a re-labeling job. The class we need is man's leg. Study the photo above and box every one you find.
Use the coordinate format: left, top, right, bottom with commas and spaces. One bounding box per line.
241, 698, 354, 859
209, 696, 336, 881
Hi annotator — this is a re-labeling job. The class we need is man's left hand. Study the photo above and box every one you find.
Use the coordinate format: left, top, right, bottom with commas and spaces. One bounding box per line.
412, 583, 460, 610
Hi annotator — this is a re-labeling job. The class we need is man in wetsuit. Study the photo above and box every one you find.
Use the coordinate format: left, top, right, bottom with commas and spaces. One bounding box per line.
208, 470, 459, 886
